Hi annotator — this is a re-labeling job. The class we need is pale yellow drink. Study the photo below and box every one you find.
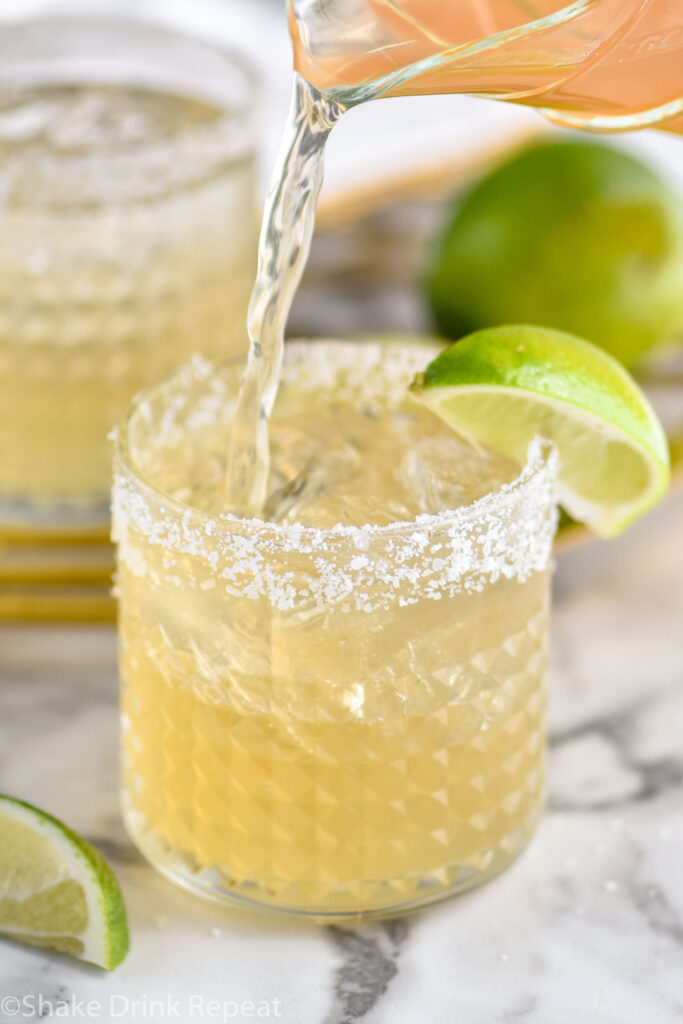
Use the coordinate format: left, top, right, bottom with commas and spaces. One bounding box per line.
115, 340, 557, 917
0, 20, 258, 524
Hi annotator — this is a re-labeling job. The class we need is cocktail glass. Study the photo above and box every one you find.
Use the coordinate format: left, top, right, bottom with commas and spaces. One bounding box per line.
0, 15, 259, 526
114, 339, 557, 918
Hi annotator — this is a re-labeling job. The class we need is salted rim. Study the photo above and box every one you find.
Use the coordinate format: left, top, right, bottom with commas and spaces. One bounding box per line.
114, 340, 558, 552
0, 15, 261, 208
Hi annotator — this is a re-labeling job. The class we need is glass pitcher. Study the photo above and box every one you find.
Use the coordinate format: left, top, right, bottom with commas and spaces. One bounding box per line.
288, 0, 683, 132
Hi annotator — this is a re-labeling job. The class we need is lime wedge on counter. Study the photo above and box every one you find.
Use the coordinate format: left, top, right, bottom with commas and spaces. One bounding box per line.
0, 794, 129, 969
411, 325, 670, 537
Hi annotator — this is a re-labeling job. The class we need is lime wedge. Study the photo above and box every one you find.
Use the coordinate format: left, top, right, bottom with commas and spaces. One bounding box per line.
0, 794, 129, 969
411, 326, 670, 537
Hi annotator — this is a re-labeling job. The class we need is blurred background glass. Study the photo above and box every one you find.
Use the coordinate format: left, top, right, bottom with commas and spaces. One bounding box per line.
0, 12, 260, 526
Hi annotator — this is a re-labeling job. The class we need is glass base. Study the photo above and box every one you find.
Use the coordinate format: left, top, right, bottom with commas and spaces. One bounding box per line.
123, 804, 541, 921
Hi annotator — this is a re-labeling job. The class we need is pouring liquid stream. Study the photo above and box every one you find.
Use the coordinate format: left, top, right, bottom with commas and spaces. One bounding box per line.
226, 0, 683, 514
225, 77, 343, 513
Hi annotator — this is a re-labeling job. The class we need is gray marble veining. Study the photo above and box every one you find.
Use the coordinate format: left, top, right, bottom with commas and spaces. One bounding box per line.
1, 490, 682, 1023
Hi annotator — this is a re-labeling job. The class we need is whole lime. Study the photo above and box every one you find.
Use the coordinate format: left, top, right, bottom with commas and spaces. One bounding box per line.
425, 139, 683, 368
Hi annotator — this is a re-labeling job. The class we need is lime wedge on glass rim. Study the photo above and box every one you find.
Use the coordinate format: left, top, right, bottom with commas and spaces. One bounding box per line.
410, 325, 670, 537
0, 794, 129, 970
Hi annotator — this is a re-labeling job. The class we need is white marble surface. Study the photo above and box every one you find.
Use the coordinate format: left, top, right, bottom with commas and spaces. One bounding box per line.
1, 488, 682, 1022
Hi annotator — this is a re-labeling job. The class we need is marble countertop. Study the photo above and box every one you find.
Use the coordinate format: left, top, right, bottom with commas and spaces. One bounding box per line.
1, 489, 682, 1023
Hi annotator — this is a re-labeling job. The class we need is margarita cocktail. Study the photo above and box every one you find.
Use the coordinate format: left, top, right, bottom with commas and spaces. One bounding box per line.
0, 17, 258, 525
115, 339, 557, 917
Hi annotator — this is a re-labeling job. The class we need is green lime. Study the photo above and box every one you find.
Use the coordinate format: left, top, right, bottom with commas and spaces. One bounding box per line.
0, 794, 129, 969
426, 139, 683, 369
411, 325, 670, 537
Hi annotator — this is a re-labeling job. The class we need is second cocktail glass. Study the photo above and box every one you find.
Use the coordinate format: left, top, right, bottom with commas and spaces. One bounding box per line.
0, 16, 259, 526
